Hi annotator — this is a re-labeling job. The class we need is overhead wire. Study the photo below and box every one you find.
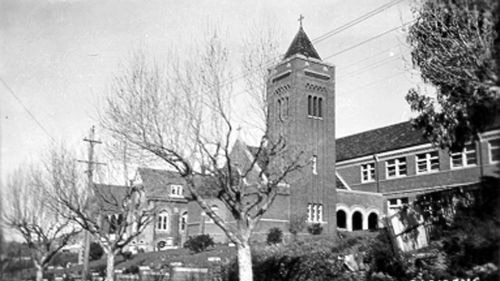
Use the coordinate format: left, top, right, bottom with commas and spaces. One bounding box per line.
0, 77, 56, 142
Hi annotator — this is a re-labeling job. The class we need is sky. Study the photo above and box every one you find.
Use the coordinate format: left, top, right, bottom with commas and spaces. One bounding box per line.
0, 0, 423, 223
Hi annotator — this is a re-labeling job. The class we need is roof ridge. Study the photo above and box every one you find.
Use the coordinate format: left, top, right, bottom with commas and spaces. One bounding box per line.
336, 120, 412, 140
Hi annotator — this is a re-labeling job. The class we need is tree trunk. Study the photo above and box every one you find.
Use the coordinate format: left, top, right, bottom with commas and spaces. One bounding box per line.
105, 251, 115, 281
34, 263, 43, 281
237, 241, 253, 281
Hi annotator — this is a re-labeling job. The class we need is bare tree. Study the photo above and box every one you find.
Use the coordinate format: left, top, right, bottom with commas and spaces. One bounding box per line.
2, 166, 79, 281
101, 30, 307, 281
46, 146, 154, 281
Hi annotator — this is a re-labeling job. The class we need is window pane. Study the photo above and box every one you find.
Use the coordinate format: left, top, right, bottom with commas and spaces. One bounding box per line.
313, 97, 317, 117
452, 154, 463, 167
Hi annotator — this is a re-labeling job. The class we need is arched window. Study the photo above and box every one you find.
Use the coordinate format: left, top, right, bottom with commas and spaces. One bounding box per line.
180, 211, 188, 231
368, 213, 378, 230
313, 96, 318, 117
352, 211, 363, 231
157, 211, 169, 231
337, 210, 347, 229
318, 98, 323, 118
307, 95, 311, 116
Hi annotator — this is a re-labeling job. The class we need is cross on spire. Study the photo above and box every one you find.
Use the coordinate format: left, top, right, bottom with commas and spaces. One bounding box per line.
298, 14, 304, 27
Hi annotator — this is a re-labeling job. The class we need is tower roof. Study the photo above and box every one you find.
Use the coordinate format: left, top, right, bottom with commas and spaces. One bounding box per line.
283, 26, 321, 60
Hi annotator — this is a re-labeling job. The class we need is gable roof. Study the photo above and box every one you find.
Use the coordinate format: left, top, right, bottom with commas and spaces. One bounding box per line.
336, 121, 428, 162
136, 167, 184, 198
284, 26, 321, 60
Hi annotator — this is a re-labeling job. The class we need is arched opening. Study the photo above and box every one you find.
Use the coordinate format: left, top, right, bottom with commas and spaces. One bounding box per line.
368, 212, 378, 230
336, 210, 346, 229
352, 211, 363, 231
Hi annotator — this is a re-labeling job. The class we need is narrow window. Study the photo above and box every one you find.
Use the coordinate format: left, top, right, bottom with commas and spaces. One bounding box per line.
318, 98, 323, 118
312, 155, 318, 175
361, 163, 375, 182
307, 96, 312, 116
313, 97, 318, 117
277, 99, 282, 120
286, 97, 289, 118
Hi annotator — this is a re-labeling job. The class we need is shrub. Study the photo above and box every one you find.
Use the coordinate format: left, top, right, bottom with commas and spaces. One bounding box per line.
89, 242, 104, 261
223, 236, 348, 281
364, 229, 407, 280
267, 228, 283, 245
307, 223, 323, 235
184, 234, 215, 253
288, 214, 307, 239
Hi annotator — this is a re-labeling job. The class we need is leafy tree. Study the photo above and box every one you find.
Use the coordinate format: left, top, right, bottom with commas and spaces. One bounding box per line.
406, 0, 499, 150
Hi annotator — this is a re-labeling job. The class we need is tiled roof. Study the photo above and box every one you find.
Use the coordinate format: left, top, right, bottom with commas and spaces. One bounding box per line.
284, 26, 321, 60
336, 121, 428, 161
137, 167, 184, 198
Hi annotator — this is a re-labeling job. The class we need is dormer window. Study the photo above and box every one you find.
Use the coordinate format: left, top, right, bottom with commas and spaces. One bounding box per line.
170, 185, 184, 197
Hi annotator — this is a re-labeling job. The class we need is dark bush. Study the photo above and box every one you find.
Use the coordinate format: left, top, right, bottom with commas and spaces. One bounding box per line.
89, 242, 104, 261
121, 251, 133, 260
49, 252, 78, 267
184, 234, 215, 253
364, 229, 407, 280
124, 265, 140, 274
307, 223, 323, 235
266, 228, 283, 245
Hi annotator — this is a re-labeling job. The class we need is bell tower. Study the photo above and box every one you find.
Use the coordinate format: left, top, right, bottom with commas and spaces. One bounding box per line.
267, 23, 337, 235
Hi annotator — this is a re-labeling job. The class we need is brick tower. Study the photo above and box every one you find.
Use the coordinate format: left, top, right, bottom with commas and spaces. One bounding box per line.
267, 24, 337, 235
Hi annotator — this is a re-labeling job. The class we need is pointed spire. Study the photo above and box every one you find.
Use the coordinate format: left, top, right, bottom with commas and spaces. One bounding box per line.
284, 17, 321, 60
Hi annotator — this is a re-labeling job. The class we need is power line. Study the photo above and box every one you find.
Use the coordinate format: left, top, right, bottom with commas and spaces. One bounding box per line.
337, 55, 400, 79
210, 0, 410, 95
337, 44, 400, 71
0, 77, 56, 142
338, 71, 407, 93
312, 0, 405, 43
323, 19, 415, 60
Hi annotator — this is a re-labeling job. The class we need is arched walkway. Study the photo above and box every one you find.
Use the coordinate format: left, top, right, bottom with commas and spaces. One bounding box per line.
336, 210, 347, 229
352, 211, 363, 231
368, 212, 378, 230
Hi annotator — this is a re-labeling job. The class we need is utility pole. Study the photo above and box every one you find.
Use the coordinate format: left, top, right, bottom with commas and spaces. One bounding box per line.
77, 126, 105, 281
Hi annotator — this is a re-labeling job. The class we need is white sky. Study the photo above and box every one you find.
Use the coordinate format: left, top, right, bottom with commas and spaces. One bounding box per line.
0, 0, 424, 218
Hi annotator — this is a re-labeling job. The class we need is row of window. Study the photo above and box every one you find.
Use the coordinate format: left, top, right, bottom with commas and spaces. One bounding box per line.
307, 203, 323, 223
156, 211, 188, 232
307, 95, 323, 118
360, 140, 499, 182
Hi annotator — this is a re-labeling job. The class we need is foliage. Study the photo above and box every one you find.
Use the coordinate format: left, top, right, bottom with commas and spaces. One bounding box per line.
183, 235, 215, 253
406, 0, 499, 150
288, 214, 306, 238
365, 229, 407, 280
89, 242, 104, 261
223, 238, 350, 281
266, 228, 283, 245
307, 223, 323, 235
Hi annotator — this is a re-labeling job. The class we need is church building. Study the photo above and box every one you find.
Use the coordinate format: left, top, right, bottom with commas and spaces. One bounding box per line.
94, 24, 500, 254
